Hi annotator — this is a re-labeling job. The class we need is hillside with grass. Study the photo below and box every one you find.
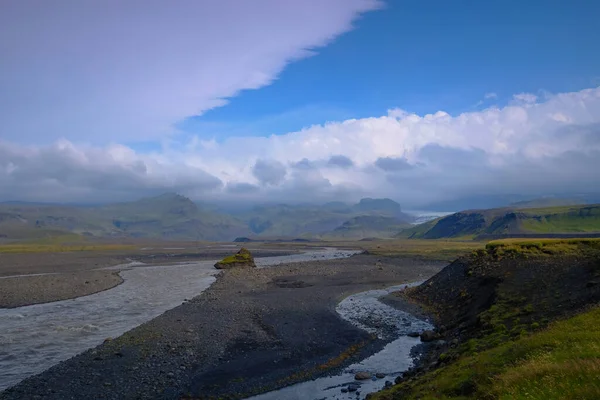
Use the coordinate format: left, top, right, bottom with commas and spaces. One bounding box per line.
400, 204, 600, 239
372, 238, 600, 399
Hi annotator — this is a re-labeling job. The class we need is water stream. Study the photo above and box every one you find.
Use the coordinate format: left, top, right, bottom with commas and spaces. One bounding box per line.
0, 248, 356, 391
248, 284, 432, 400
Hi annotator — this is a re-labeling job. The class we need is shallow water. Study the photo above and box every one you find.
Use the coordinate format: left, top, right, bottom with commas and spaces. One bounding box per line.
255, 248, 359, 267
0, 248, 355, 391
249, 284, 432, 400
0, 262, 217, 391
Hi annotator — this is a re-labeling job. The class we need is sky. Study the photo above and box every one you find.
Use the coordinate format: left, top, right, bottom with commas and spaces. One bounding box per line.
1, 0, 600, 209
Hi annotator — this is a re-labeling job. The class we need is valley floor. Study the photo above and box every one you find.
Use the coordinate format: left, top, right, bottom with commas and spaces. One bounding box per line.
0, 254, 444, 399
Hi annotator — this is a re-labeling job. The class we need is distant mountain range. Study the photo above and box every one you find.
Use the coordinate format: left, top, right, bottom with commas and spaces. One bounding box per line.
4, 193, 598, 243
0, 193, 415, 242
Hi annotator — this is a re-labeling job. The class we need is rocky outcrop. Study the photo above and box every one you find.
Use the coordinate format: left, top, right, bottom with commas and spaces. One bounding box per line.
354, 371, 372, 380
214, 248, 256, 269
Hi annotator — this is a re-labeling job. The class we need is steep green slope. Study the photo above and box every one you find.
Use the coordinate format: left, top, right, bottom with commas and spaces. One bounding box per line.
406, 204, 600, 239
395, 218, 439, 239
372, 239, 600, 400
520, 205, 600, 232
374, 306, 600, 400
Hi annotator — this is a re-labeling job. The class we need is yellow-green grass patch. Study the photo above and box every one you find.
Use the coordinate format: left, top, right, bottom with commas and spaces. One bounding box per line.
371, 306, 600, 400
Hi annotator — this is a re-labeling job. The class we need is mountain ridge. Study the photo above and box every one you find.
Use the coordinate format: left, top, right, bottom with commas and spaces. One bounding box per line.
0, 193, 414, 242
400, 203, 600, 239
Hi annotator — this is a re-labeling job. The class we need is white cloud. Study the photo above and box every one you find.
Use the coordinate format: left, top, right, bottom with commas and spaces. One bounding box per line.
387, 108, 410, 118
2, 87, 600, 207
0, 140, 223, 203
549, 112, 571, 123
0, 0, 382, 144
513, 93, 538, 104
3, 3, 599, 210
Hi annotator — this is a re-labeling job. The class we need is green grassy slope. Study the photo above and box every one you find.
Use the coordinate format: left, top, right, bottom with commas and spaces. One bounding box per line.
404, 204, 600, 239
519, 205, 600, 232
372, 238, 600, 400
374, 307, 600, 400
395, 219, 439, 238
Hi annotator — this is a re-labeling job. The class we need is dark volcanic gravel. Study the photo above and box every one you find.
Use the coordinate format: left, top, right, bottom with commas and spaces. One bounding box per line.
0, 254, 445, 400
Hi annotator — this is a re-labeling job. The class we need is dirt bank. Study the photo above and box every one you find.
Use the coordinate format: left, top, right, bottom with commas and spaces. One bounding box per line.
1, 254, 445, 400
0, 270, 124, 308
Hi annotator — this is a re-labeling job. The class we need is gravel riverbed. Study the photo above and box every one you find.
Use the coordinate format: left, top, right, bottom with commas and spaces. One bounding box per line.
1, 254, 445, 399
0, 247, 300, 308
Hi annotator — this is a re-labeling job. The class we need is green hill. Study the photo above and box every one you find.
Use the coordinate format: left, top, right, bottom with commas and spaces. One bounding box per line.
401, 204, 600, 239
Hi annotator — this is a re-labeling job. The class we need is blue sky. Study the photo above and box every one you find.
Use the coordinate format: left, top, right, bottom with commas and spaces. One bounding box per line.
182, 0, 600, 139
1, 0, 600, 206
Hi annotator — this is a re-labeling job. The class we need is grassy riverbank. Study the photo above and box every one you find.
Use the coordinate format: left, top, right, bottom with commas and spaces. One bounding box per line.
372, 306, 600, 399
0, 234, 136, 253
272, 238, 486, 261
371, 238, 600, 399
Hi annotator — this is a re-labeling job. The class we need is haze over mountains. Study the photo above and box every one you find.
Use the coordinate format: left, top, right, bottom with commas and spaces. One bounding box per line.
0, 193, 416, 242
3, 192, 600, 243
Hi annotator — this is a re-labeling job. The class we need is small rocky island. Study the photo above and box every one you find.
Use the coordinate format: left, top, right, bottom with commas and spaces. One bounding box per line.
214, 247, 256, 269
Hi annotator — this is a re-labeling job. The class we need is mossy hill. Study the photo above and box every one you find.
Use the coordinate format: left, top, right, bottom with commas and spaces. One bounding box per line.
371, 238, 600, 400
214, 247, 256, 269
399, 203, 600, 239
